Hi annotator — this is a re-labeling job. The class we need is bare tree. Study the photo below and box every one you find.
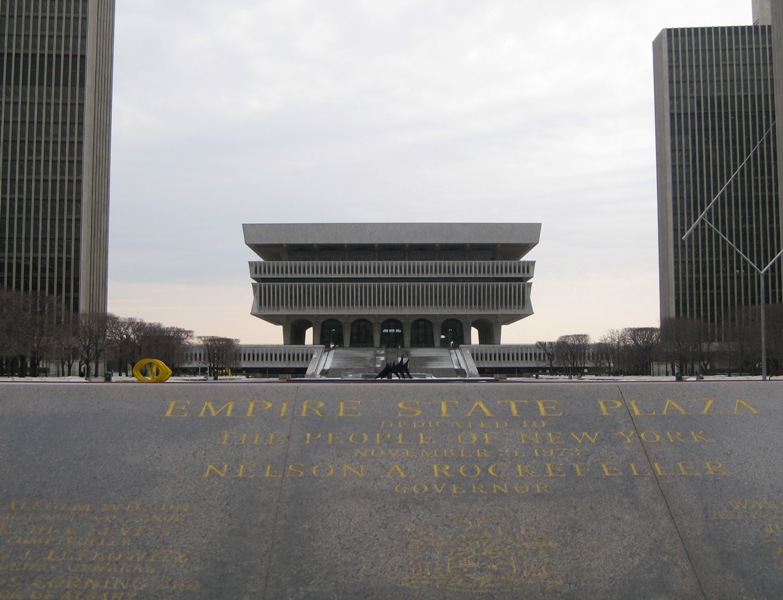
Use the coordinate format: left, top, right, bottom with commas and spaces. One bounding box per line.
555, 334, 591, 378
104, 318, 193, 376
622, 327, 661, 376
0, 291, 58, 376
106, 316, 145, 376
0, 297, 199, 378
730, 305, 779, 375
136, 322, 193, 371
660, 317, 705, 376
752, 304, 783, 375
199, 336, 240, 378
598, 329, 624, 375
52, 318, 79, 376
723, 317, 755, 375
23, 295, 58, 376
77, 313, 110, 378
592, 341, 612, 374
535, 341, 557, 373
0, 290, 28, 375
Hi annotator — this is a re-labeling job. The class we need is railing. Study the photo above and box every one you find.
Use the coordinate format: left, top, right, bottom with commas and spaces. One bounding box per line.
181, 344, 557, 373
466, 344, 600, 367
465, 344, 547, 366
251, 282, 532, 314
250, 260, 535, 279
183, 345, 318, 368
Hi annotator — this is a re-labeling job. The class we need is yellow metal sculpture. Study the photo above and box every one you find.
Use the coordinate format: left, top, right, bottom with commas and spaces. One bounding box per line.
132, 358, 172, 383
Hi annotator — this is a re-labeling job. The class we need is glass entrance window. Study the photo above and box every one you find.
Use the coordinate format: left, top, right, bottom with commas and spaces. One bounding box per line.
440, 319, 464, 348
350, 319, 374, 347
380, 318, 404, 348
320, 319, 344, 348
410, 319, 434, 347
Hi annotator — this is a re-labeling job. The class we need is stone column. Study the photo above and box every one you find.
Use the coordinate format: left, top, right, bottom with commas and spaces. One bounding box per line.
343, 320, 352, 347
282, 322, 293, 346
493, 321, 502, 345
373, 320, 382, 349
313, 321, 322, 347
462, 318, 472, 345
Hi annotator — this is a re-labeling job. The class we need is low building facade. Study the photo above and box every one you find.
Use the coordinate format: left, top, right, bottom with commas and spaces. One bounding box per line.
179, 343, 553, 378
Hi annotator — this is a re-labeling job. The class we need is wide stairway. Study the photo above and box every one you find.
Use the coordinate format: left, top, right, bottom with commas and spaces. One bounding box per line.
306, 347, 479, 379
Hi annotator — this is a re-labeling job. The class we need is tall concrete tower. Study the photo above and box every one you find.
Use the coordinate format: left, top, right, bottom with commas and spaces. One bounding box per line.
754, 0, 772, 25
653, 12, 782, 341
1, 0, 115, 322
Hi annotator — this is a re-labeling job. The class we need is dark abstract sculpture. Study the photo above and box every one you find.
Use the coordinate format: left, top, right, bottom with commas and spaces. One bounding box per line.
375, 355, 412, 379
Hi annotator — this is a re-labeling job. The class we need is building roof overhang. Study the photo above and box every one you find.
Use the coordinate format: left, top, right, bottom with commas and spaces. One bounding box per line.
243, 223, 541, 261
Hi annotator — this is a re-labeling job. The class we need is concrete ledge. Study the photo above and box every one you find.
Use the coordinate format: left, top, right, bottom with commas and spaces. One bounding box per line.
0, 381, 780, 598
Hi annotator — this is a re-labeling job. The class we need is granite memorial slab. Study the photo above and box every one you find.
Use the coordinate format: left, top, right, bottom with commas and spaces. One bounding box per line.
0, 381, 780, 599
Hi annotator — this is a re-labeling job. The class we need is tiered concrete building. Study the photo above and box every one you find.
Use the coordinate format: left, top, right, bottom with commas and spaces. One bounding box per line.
653, 1, 783, 342
1, 1, 115, 321
243, 223, 540, 349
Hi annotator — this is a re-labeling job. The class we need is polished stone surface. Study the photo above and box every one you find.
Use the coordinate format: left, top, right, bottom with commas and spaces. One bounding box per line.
0, 381, 780, 599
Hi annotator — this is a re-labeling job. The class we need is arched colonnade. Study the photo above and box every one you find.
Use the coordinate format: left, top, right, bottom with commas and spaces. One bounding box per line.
283, 317, 502, 348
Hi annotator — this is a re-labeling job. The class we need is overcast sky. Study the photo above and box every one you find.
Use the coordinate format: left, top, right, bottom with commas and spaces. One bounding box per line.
107, 0, 753, 345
